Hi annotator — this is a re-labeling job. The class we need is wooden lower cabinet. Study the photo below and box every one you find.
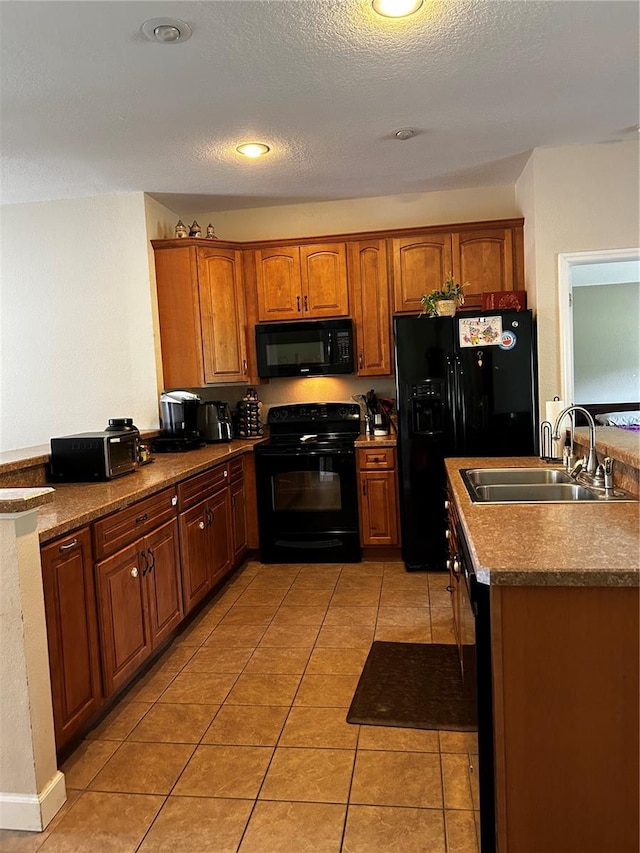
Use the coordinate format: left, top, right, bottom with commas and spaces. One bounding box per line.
230, 477, 248, 563
95, 519, 182, 696
179, 488, 232, 614
41, 528, 103, 751
357, 448, 399, 546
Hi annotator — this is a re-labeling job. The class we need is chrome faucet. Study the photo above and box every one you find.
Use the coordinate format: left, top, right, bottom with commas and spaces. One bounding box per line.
552, 405, 598, 478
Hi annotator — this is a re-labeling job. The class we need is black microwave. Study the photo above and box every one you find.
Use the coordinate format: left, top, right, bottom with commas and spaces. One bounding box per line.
50, 430, 138, 482
255, 319, 354, 378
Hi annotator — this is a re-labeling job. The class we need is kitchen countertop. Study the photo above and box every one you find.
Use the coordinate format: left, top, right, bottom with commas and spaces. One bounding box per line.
445, 456, 640, 588
34, 440, 262, 545
354, 433, 397, 448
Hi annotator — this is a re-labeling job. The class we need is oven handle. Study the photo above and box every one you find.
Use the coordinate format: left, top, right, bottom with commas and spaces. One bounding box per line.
256, 448, 355, 458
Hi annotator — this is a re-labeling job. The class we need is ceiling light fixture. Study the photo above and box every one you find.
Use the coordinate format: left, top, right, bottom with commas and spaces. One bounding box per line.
372, 0, 424, 18
394, 128, 416, 140
236, 143, 271, 159
141, 18, 192, 44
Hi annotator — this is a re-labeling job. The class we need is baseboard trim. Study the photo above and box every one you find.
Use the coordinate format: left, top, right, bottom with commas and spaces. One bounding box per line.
0, 771, 66, 831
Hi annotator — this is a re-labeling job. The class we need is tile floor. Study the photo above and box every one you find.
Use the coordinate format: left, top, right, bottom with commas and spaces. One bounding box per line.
2, 561, 480, 853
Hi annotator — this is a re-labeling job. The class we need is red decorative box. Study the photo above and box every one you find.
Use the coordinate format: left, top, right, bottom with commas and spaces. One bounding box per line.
481, 290, 527, 311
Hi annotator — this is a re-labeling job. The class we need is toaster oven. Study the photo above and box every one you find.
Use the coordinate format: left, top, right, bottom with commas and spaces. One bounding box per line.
50, 430, 138, 482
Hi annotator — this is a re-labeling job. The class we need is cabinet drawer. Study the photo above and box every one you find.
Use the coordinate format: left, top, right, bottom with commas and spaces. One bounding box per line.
229, 456, 244, 484
358, 447, 395, 470
93, 488, 177, 560
178, 462, 229, 510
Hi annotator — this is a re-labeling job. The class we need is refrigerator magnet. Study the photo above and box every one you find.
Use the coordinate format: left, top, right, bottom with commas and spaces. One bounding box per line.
499, 330, 517, 350
459, 316, 503, 347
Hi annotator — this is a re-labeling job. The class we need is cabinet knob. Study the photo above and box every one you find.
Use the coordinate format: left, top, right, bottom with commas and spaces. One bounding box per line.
445, 529, 451, 539
171, 495, 178, 506
223, 470, 228, 477
199, 520, 206, 530
131, 567, 139, 578
452, 557, 460, 579
444, 500, 449, 509
358, 352, 363, 370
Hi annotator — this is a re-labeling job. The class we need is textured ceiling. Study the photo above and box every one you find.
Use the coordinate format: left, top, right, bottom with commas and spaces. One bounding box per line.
1, 0, 638, 213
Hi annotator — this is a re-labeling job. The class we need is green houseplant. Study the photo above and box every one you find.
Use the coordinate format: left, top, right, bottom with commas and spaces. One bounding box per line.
421, 275, 469, 317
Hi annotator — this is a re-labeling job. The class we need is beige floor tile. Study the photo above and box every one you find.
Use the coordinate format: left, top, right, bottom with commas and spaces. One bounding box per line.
379, 588, 426, 607
439, 731, 479, 753
172, 744, 272, 798
430, 625, 457, 644
357, 725, 439, 752
181, 645, 254, 674
39, 791, 163, 852
234, 586, 289, 606
204, 623, 267, 647
306, 646, 369, 676
137, 796, 253, 852
121, 669, 177, 703
445, 809, 479, 853
269, 605, 328, 627
226, 672, 301, 705
282, 587, 334, 606
0, 790, 83, 853
315, 624, 375, 648
159, 671, 238, 704
86, 701, 152, 741
322, 606, 377, 627
374, 625, 432, 643
238, 801, 346, 853
61, 739, 120, 789
469, 754, 480, 811
293, 673, 360, 708
242, 645, 311, 675
89, 741, 194, 795
146, 644, 197, 674
202, 704, 288, 746
343, 804, 446, 853
173, 622, 214, 647
441, 753, 474, 810
329, 588, 381, 607
340, 563, 385, 578
376, 606, 430, 629
217, 604, 279, 627
279, 706, 359, 749
259, 623, 319, 648
350, 750, 443, 808
259, 747, 354, 803
127, 703, 218, 743
295, 565, 342, 582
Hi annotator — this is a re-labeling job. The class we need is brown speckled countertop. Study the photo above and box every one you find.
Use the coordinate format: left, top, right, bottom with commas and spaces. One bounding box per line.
445, 457, 640, 588
34, 440, 262, 544
355, 434, 397, 448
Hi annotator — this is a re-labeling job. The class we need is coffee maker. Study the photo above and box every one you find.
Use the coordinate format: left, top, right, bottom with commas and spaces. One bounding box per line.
151, 390, 206, 452
200, 401, 233, 443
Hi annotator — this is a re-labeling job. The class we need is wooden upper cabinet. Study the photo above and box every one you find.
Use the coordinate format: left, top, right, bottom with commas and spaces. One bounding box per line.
392, 233, 453, 313
348, 239, 392, 375
153, 242, 249, 386
255, 242, 349, 321
451, 227, 518, 309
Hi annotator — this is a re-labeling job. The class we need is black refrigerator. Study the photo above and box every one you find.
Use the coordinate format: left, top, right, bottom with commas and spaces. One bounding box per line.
394, 309, 538, 571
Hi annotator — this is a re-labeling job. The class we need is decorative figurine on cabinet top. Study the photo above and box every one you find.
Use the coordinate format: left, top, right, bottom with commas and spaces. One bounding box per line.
174, 219, 188, 238
189, 220, 201, 237
206, 223, 218, 239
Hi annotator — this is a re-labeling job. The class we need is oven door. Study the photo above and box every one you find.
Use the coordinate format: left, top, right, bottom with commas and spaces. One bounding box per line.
255, 446, 361, 562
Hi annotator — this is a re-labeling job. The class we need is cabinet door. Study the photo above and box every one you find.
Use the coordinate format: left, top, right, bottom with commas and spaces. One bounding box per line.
392, 233, 452, 313
197, 247, 249, 383
359, 470, 399, 546
179, 502, 212, 615
300, 243, 349, 317
348, 240, 391, 375
208, 489, 233, 585
255, 246, 302, 321
41, 529, 102, 751
451, 228, 514, 309
95, 543, 151, 696
230, 478, 248, 563
144, 519, 183, 647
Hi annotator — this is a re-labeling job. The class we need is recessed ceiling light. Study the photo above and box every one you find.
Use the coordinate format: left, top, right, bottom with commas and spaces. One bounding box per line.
141, 18, 192, 44
394, 128, 416, 140
372, 0, 424, 18
236, 143, 271, 159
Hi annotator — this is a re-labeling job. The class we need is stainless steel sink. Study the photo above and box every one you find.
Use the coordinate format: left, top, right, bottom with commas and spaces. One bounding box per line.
471, 483, 598, 503
464, 467, 572, 486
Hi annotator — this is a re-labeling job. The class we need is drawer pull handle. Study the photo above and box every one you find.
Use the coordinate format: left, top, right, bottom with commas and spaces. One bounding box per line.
243, 359, 248, 373
358, 352, 363, 370
141, 550, 149, 576
131, 567, 139, 578
296, 296, 301, 312
147, 547, 155, 574
135, 513, 148, 524
446, 584, 454, 594
59, 538, 78, 552
303, 295, 308, 311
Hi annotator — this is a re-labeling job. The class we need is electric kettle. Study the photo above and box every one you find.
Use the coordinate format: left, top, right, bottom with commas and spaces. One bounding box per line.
200, 401, 233, 443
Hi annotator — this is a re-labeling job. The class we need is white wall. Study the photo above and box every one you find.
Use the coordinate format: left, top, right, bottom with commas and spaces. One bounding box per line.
0, 194, 161, 451
186, 185, 519, 242
516, 140, 640, 415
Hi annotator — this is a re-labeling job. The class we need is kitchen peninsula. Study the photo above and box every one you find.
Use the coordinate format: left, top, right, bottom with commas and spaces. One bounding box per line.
445, 446, 639, 853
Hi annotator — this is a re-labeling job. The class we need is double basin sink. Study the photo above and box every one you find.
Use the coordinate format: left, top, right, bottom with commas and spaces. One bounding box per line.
461, 467, 637, 504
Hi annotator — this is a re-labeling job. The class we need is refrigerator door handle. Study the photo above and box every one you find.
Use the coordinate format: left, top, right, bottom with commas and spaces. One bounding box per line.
445, 354, 458, 447
455, 355, 468, 442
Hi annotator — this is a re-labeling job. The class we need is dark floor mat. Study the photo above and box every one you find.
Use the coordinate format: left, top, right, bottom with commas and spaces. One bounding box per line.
347, 641, 477, 731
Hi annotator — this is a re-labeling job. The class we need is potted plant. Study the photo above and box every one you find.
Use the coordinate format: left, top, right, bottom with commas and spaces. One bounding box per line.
421, 275, 469, 317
